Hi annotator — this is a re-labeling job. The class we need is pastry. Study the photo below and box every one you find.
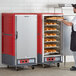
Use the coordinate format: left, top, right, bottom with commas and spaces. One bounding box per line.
52, 39, 56, 41
46, 45, 49, 47
49, 33, 53, 36
49, 39, 52, 41
45, 28, 49, 31
49, 23, 52, 25
45, 22, 49, 25
49, 28, 53, 30
53, 49, 56, 52
52, 33, 56, 36
54, 23, 57, 25
44, 50, 48, 53
46, 51, 48, 53
49, 44, 52, 47
45, 39, 48, 42
52, 44, 56, 47
53, 28, 57, 30
45, 33, 48, 36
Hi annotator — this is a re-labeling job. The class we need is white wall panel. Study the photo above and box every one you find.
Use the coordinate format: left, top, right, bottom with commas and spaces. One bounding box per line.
62, 7, 76, 15
54, 8, 62, 13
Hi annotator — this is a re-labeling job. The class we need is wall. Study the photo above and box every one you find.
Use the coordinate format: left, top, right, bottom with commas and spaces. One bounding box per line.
0, 0, 76, 67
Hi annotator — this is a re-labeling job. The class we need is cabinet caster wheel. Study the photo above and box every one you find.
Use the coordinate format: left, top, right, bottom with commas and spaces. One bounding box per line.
16, 69, 19, 71
7, 65, 10, 68
42, 64, 46, 68
31, 66, 35, 69
16, 67, 19, 71
57, 63, 60, 67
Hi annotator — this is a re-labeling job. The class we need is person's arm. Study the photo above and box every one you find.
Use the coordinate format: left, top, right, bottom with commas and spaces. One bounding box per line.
62, 20, 73, 26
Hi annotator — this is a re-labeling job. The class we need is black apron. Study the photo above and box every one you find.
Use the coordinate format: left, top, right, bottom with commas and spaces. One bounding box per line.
70, 25, 76, 51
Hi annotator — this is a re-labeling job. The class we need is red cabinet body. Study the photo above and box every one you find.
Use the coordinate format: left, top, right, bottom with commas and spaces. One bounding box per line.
2, 13, 38, 67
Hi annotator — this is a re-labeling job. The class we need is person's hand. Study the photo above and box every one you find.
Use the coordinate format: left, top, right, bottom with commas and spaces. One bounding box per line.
57, 19, 63, 22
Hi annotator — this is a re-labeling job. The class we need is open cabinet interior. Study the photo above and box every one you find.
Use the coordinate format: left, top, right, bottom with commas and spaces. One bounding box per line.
43, 15, 63, 56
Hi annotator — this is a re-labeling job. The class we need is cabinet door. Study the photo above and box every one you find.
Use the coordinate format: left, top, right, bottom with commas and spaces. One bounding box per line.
15, 15, 37, 60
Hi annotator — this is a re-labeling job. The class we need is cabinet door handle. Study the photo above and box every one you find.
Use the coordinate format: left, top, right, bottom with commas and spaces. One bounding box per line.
16, 31, 18, 39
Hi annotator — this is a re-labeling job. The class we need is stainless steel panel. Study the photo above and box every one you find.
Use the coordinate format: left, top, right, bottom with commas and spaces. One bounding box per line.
62, 15, 75, 55
15, 15, 37, 63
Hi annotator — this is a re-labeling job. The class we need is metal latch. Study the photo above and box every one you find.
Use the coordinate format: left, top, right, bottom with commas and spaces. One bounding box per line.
16, 31, 18, 39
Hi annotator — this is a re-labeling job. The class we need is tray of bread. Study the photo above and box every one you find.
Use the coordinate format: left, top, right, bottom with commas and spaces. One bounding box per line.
44, 49, 59, 55
44, 38, 59, 43
45, 27, 57, 31
44, 44, 59, 48
46, 17, 64, 20
44, 33, 59, 37
44, 22, 58, 26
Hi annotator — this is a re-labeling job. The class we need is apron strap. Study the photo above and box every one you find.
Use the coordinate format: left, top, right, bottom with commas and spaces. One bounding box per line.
72, 25, 74, 32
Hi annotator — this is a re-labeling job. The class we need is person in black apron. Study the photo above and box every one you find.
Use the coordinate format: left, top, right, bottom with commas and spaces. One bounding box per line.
58, 4, 76, 71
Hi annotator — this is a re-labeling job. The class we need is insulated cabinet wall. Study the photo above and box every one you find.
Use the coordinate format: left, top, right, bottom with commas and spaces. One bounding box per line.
2, 13, 38, 68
